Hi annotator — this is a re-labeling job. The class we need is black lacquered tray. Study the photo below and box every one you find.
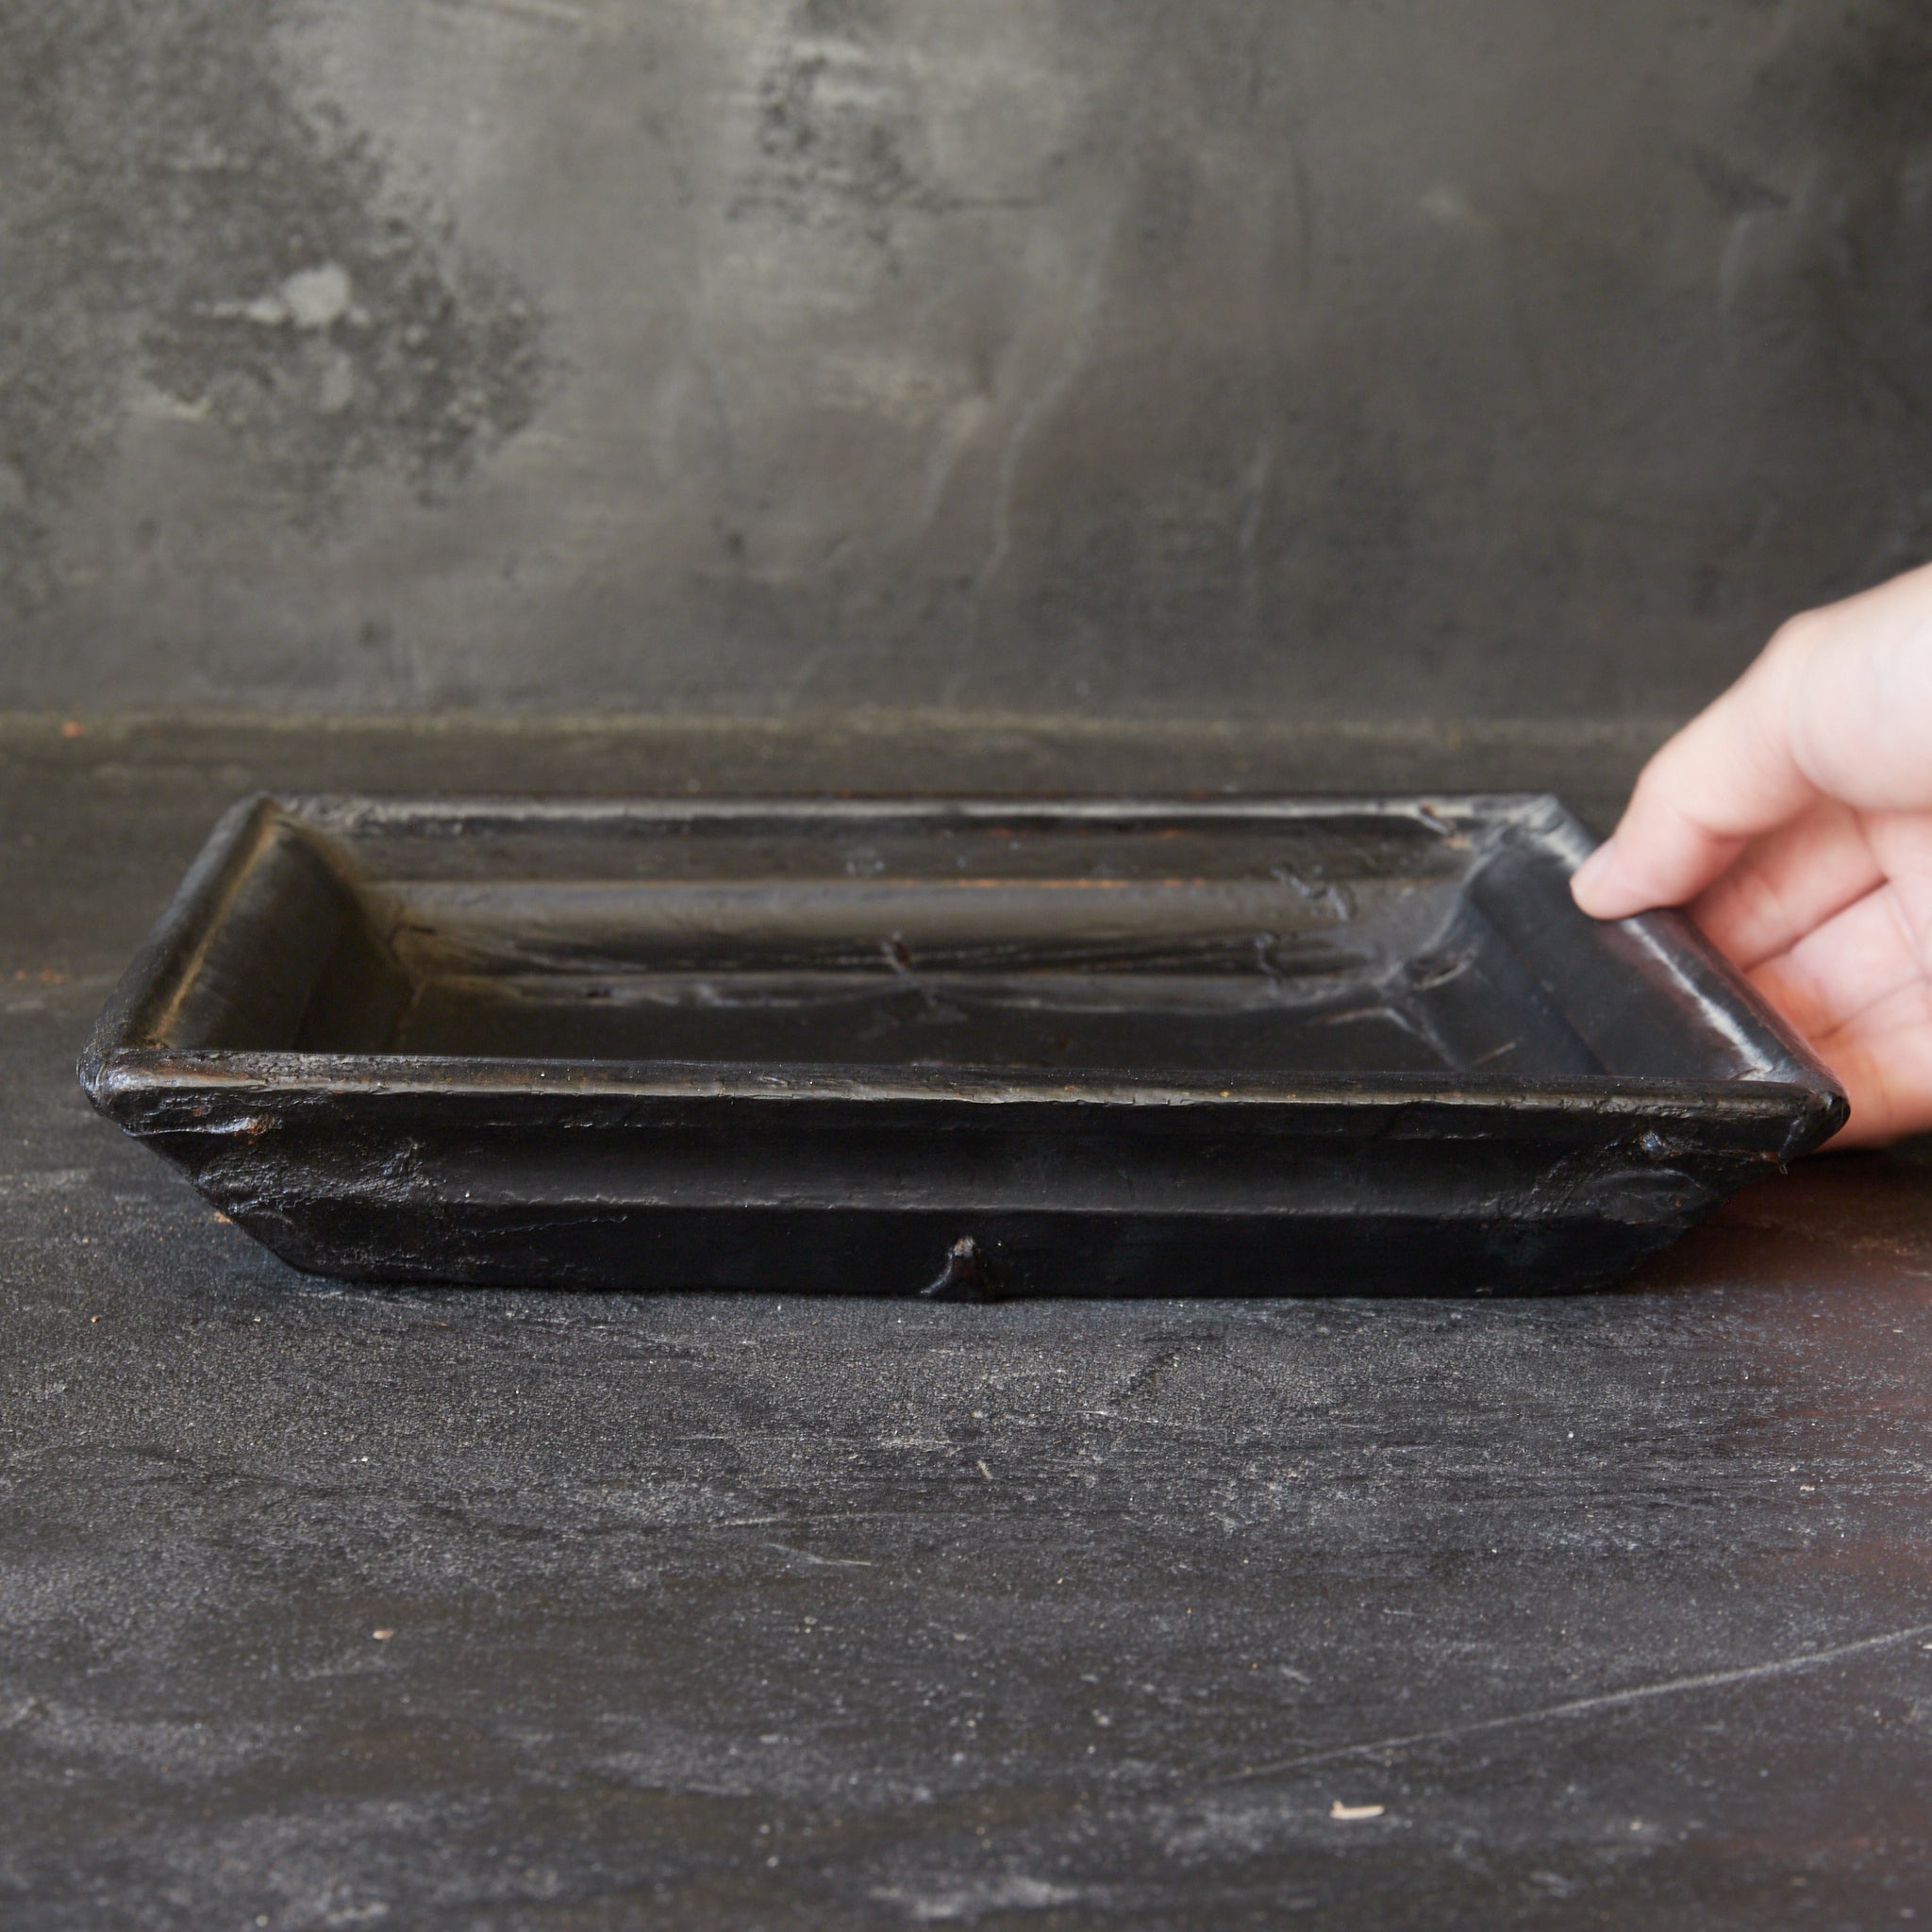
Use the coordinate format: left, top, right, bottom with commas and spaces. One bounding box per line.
79, 793, 1845, 1296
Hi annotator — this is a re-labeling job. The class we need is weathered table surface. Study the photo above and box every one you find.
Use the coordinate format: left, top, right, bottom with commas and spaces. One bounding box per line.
6, 715, 1930, 1931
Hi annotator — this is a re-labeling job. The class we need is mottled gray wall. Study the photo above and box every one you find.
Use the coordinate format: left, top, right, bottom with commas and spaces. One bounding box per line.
3, 0, 1930, 717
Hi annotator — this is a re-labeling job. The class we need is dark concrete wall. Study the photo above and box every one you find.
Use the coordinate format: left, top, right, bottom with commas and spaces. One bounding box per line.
3, 0, 1930, 719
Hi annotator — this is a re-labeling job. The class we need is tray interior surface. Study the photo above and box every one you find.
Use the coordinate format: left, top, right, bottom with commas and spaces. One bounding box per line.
382, 841, 1476, 1076
167, 799, 1773, 1088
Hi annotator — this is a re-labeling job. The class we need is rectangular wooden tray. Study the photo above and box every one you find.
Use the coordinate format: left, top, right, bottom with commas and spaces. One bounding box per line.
79, 793, 1845, 1295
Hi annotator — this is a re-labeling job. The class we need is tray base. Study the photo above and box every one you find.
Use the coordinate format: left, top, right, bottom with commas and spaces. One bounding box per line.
234, 1201, 1696, 1300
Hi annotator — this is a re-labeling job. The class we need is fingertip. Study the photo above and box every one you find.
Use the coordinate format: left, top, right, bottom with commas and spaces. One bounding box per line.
1570, 840, 1612, 898
1570, 840, 1645, 920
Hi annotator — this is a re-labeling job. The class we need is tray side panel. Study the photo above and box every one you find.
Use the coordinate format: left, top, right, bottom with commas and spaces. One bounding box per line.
108, 1084, 1789, 1296
1470, 797, 1845, 1117
80, 796, 414, 1084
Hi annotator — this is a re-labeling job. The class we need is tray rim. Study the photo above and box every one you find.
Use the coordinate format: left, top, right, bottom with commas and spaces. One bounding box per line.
88, 1045, 1831, 1116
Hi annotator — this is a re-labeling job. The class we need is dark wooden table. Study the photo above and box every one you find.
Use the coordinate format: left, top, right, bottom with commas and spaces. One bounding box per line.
6, 716, 1930, 1929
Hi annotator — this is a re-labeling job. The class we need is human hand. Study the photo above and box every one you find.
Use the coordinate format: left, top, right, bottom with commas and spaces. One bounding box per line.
1571, 560, 1932, 1147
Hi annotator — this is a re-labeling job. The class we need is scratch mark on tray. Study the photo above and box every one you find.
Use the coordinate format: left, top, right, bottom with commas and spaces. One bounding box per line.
1221, 1618, 1932, 1783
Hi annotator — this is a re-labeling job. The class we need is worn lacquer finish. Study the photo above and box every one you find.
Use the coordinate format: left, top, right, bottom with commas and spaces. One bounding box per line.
78, 793, 1844, 1295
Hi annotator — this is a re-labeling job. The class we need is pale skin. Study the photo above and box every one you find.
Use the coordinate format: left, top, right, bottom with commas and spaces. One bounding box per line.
1571, 558, 1932, 1149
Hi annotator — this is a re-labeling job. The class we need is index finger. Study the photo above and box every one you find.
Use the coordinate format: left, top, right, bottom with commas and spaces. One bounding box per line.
1571, 628, 1818, 920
